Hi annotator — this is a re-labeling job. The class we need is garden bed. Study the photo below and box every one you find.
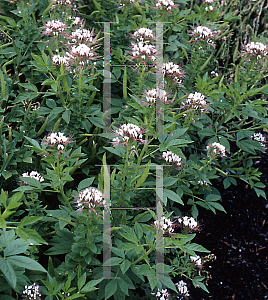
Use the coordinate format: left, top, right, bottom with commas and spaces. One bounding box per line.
190, 151, 268, 299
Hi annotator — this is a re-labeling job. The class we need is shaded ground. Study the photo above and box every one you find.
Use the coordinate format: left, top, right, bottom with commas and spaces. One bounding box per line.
190, 152, 268, 299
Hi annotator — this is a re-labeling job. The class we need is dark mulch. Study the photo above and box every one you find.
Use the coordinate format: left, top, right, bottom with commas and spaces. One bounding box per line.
190, 152, 268, 300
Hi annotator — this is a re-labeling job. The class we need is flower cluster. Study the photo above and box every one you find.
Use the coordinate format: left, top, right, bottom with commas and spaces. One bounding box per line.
112, 123, 144, 146
21, 171, 44, 183
22, 283, 41, 300
154, 216, 174, 234
162, 151, 182, 167
190, 255, 202, 266
181, 92, 208, 113
74, 187, 105, 213
44, 132, 71, 150
130, 28, 157, 63
190, 26, 220, 47
70, 16, 84, 27
132, 28, 155, 41
242, 42, 268, 60
155, 0, 179, 11
205, 5, 214, 11
43, 20, 66, 36
211, 70, 219, 77
252, 132, 266, 147
52, 54, 70, 66
70, 28, 95, 44
131, 41, 157, 62
143, 88, 171, 105
206, 142, 226, 157
175, 280, 190, 297
204, 0, 214, 2
151, 288, 170, 299
162, 62, 184, 85
177, 216, 198, 229
198, 179, 209, 186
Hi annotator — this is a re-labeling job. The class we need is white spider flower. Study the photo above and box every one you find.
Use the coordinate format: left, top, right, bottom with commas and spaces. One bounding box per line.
143, 88, 170, 105
251, 132, 266, 147
75, 187, 105, 213
204, 0, 214, 3
207, 142, 226, 157
22, 283, 41, 300
21, 171, 44, 183
45, 132, 71, 150
70, 29, 95, 43
155, 0, 178, 11
181, 92, 208, 113
242, 42, 268, 60
190, 255, 202, 266
205, 5, 213, 11
190, 26, 220, 46
162, 62, 185, 85
162, 151, 182, 167
43, 20, 66, 36
112, 123, 144, 146
131, 41, 157, 62
177, 216, 198, 229
132, 28, 155, 41
211, 70, 219, 77
71, 44, 95, 57
175, 280, 190, 296
151, 288, 170, 300
198, 179, 209, 186
52, 54, 70, 66
154, 216, 174, 234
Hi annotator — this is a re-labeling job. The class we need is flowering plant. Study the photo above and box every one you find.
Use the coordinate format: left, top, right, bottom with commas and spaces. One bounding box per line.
0, 0, 267, 299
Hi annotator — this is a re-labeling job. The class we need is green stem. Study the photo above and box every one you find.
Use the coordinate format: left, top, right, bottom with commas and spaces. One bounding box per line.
118, 143, 131, 206
130, 244, 155, 267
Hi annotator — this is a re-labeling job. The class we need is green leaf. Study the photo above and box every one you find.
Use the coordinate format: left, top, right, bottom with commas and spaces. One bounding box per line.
24, 136, 42, 151
4, 238, 28, 257
105, 279, 118, 299
16, 227, 48, 245
164, 189, 184, 205
118, 278, 129, 295
7, 191, 24, 210
123, 66, 127, 100
81, 278, 104, 293
20, 177, 41, 189
160, 276, 177, 292
18, 216, 43, 227
78, 272, 87, 291
103, 257, 123, 266
117, 243, 137, 250
0, 230, 15, 248
7, 255, 47, 272
18, 83, 38, 92
135, 163, 150, 188
163, 177, 178, 187
120, 259, 131, 274
0, 189, 7, 208
186, 243, 210, 253
205, 194, 221, 202
197, 128, 215, 140
62, 109, 71, 124
0, 257, 16, 289
119, 231, 138, 244
208, 201, 227, 213
78, 177, 95, 191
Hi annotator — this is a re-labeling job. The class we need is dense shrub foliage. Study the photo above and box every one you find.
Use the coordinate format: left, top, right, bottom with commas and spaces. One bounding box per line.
0, 0, 268, 299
